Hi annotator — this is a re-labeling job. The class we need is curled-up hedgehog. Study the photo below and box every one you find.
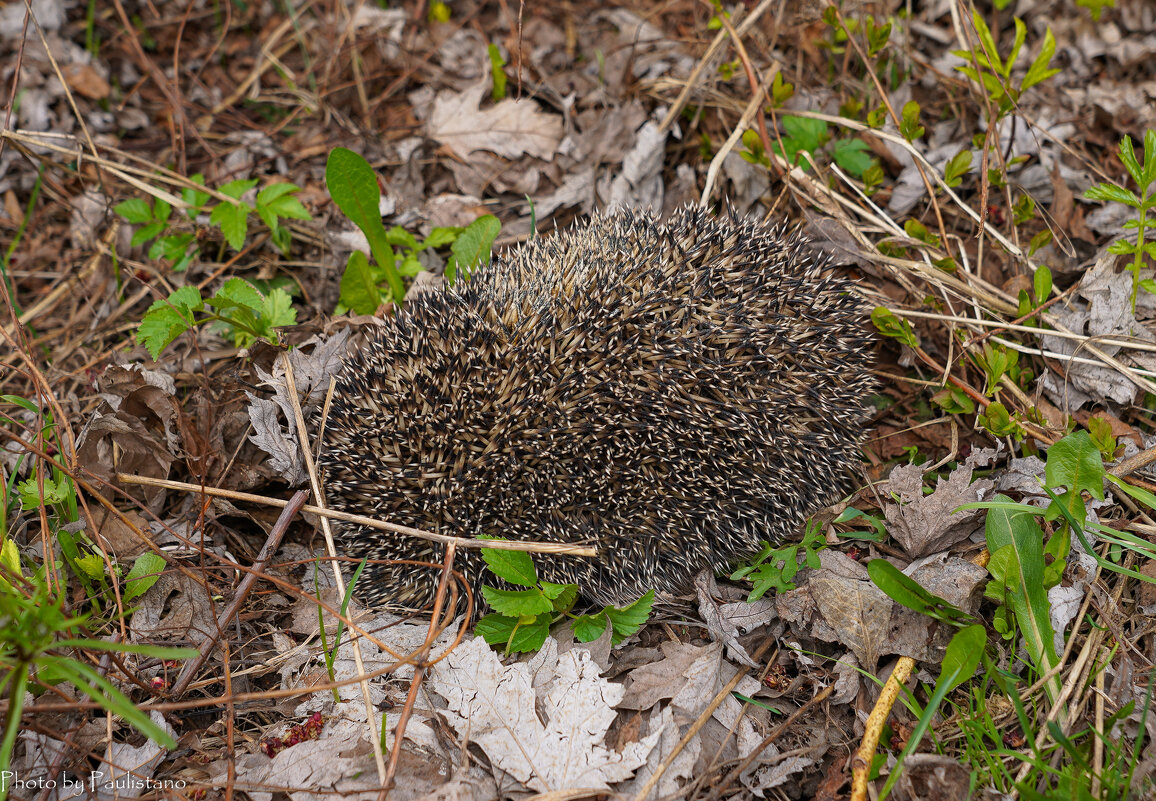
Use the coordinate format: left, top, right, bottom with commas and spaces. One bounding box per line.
319, 206, 876, 613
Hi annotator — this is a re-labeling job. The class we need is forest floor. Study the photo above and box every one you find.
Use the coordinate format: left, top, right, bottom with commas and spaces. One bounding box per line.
2, 0, 1156, 799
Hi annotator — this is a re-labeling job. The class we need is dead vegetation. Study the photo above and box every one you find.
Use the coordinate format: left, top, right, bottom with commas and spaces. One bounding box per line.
2, 0, 1156, 799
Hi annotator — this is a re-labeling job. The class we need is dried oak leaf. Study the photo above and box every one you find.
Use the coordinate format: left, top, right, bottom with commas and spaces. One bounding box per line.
428, 81, 563, 162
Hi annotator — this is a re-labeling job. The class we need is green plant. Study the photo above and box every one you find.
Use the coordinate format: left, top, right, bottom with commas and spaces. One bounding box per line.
488, 43, 508, 101
953, 12, 1060, 122
1084, 130, 1156, 311
0, 545, 197, 792
325, 147, 501, 314
730, 520, 827, 600
115, 175, 310, 270
474, 545, 654, 654
1076, 0, 1115, 21
742, 116, 877, 180
137, 277, 297, 360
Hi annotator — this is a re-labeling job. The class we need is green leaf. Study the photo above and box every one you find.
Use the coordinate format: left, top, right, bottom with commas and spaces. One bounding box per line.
1084, 183, 1139, 206
832, 138, 875, 177
603, 589, 654, 644
130, 221, 166, 248
219, 178, 259, 200
985, 496, 1060, 700
210, 277, 264, 313
74, 553, 106, 580
447, 215, 501, 283
385, 225, 419, 251
339, 250, 383, 315
488, 43, 508, 101
480, 545, 538, 586
209, 200, 252, 252
183, 174, 210, 218
1045, 430, 1105, 501
900, 101, 924, 141
943, 149, 972, 188
123, 553, 166, 602
425, 226, 462, 249
572, 612, 611, 642
0, 538, 22, 582
868, 559, 968, 623
782, 115, 828, 152
1022, 27, 1061, 90
260, 288, 296, 332
475, 612, 518, 645
1033, 265, 1053, 302
262, 194, 311, 221
326, 147, 403, 303
137, 286, 204, 360
481, 586, 553, 617
115, 198, 154, 224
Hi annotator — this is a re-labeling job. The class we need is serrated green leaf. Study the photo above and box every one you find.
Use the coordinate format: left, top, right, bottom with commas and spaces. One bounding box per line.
447, 214, 500, 283
1, 538, 23, 582
604, 589, 654, 644
75, 553, 106, 580
256, 182, 301, 205
212, 277, 264, 312
115, 198, 154, 224
507, 616, 551, 653
385, 225, 419, 251
572, 612, 611, 642
209, 200, 251, 252
1118, 135, 1142, 184
130, 221, 166, 248
480, 544, 538, 586
261, 288, 296, 330
481, 586, 553, 617
219, 178, 259, 200
425, 226, 462, 249
1084, 183, 1139, 206
782, 115, 828, 152
475, 612, 518, 645
832, 138, 874, 177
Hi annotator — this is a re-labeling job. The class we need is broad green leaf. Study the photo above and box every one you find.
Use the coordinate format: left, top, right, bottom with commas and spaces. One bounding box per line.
115, 198, 154, 224
985, 496, 1060, 700
339, 250, 383, 315
123, 553, 167, 602
480, 544, 538, 586
326, 147, 403, 303
604, 589, 655, 644
572, 612, 611, 643
130, 221, 166, 248
481, 586, 553, 617
261, 288, 296, 330
447, 215, 500, 283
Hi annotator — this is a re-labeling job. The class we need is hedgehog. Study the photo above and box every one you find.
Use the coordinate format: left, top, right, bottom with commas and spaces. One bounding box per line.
318, 206, 875, 615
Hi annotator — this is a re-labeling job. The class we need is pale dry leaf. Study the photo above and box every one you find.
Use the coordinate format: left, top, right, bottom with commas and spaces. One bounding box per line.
617, 706, 699, 801
882, 451, 995, 557
245, 394, 307, 486
431, 636, 659, 792
428, 82, 563, 162
57, 712, 173, 800
618, 640, 716, 712
693, 571, 775, 668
